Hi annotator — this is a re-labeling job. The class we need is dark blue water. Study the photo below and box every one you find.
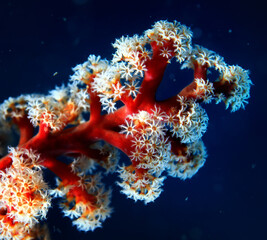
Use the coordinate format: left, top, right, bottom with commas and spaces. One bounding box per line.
0, 0, 266, 240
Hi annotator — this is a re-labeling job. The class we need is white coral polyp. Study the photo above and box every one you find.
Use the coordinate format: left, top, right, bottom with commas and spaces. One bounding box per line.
167, 140, 207, 180
0, 147, 51, 239
117, 166, 165, 204
173, 98, 209, 144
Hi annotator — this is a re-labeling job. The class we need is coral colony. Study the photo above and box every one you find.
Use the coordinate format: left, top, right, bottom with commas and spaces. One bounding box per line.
0, 20, 252, 239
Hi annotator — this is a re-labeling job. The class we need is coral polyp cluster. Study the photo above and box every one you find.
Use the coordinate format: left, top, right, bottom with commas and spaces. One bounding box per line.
0, 20, 252, 239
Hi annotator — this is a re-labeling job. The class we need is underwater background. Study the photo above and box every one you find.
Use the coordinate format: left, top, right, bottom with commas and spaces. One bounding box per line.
0, 0, 266, 239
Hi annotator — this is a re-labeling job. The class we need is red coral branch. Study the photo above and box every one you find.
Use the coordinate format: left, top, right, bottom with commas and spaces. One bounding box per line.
0, 20, 252, 238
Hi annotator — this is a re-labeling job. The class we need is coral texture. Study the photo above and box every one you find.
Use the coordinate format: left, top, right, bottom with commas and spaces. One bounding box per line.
0, 20, 252, 239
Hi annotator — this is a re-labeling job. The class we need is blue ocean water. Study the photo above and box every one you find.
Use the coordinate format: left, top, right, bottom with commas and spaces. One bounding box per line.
0, 0, 266, 240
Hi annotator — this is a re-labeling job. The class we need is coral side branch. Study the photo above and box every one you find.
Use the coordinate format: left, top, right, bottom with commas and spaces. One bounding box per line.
0, 20, 252, 239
